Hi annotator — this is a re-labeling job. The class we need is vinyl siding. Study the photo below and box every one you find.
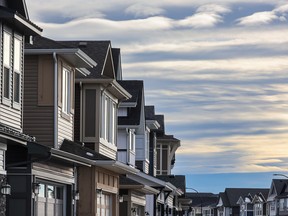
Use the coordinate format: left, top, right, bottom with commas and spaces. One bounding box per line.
58, 107, 74, 147
0, 24, 23, 131
23, 55, 54, 147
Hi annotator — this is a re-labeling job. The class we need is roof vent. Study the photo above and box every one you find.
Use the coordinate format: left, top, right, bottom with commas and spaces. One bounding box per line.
79, 42, 87, 47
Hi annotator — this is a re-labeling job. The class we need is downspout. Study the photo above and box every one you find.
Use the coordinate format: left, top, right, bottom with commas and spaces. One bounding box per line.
53, 52, 58, 149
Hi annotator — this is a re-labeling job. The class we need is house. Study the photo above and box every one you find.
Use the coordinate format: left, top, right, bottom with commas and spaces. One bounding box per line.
267, 179, 288, 216
58, 40, 142, 216
216, 188, 269, 216
157, 175, 191, 215
0, 0, 41, 214
7, 36, 97, 216
237, 191, 268, 216
185, 192, 218, 216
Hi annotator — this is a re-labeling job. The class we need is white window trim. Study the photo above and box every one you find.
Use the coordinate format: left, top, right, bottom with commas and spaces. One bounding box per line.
12, 36, 22, 109
62, 67, 71, 116
2, 30, 12, 105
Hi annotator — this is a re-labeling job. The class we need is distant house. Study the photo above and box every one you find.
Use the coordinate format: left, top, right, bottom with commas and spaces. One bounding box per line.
186, 192, 218, 216
216, 188, 269, 216
237, 190, 269, 216
267, 179, 288, 216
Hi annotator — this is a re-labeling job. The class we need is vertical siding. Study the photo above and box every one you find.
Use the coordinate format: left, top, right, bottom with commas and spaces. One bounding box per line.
23, 55, 54, 147
57, 107, 74, 147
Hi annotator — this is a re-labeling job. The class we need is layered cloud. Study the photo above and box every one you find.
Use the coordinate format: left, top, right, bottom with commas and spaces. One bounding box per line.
25, 0, 288, 176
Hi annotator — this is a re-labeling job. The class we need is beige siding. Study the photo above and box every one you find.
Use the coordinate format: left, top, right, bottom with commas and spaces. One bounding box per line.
23, 55, 54, 147
57, 107, 74, 147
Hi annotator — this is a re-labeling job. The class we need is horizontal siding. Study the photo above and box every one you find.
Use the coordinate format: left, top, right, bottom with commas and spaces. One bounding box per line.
0, 104, 22, 130
33, 162, 74, 178
23, 56, 53, 147
57, 107, 74, 147
0, 151, 4, 172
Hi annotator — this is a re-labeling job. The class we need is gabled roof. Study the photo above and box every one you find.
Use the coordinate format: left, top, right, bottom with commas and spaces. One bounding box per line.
112, 48, 122, 80
25, 36, 96, 73
268, 179, 288, 200
0, 5, 42, 35
118, 80, 144, 126
145, 106, 156, 120
6, 0, 29, 18
220, 188, 269, 207
157, 175, 186, 194
186, 193, 218, 207
58, 41, 115, 80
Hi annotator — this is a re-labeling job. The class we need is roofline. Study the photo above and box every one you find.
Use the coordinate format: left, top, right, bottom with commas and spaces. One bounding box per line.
119, 102, 137, 108
111, 80, 132, 100
50, 148, 92, 167
76, 78, 113, 84
94, 160, 139, 174
146, 120, 160, 130
14, 13, 42, 34
25, 48, 97, 70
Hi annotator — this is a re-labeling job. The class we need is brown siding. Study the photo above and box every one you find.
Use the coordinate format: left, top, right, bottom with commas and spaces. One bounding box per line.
23, 55, 54, 147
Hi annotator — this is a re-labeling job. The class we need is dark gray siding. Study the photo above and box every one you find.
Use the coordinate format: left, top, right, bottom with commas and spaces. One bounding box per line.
23, 55, 54, 147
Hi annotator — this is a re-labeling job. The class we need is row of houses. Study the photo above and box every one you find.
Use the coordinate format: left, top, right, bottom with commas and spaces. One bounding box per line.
0, 0, 197, 216
187, 179, 288, 216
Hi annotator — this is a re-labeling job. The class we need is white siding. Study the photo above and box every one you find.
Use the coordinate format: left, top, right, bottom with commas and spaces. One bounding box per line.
0, 104, 22, 130
57, 107, 74, 147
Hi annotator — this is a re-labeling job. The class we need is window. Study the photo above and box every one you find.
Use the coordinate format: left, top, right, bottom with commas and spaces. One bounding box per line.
13, 37, 21, 103
62, 68, 71, 114
97, 193, 112, 216
118, 107, 128, 117
101, 94, 117, 145
36, 182, 65, 216
129, 129, 135, 152
3, 31, 11, 100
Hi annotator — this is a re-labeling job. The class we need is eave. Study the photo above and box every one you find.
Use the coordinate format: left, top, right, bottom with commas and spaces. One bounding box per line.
95, 160, 139, 175
25, 48, 96, 75
0, 7, 42, 35
146, 120, 160, 130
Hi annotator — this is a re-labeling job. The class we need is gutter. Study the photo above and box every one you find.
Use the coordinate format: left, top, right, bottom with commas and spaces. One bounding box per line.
53, 52, 58, 149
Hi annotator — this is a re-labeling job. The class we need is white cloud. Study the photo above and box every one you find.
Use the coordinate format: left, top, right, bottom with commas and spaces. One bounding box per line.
125, 3, 165, 17
237, 3, 288, 26
237, 11, 281, 26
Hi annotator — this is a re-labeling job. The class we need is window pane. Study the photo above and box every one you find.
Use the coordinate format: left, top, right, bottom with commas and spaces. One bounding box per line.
56, 186, 63, 200
14, 72, 20, 103
14, 38, 21, 71
4, 67, 10, 99
62, 68, 71, 114
47, 185, 55, 198
38, 183, 46, 198
85, 89, 96, 137
3, 32, 11, 66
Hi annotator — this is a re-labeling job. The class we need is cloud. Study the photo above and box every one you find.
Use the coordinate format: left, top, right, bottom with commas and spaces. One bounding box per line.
125, 4, 165, 17
237, 4, 288, 26
178, 4, 231, 28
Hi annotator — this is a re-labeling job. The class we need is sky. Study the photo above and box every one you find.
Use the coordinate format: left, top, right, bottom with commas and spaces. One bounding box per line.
25, 0, 288, 193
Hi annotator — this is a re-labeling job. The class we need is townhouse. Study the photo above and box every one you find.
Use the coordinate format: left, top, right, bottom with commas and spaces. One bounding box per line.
0, 0, 41, 214
216, 188, 269, 216
267, 179, 288, 216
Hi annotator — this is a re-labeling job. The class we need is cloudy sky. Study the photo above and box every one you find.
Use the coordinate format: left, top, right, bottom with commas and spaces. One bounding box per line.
26, 0, 288, 192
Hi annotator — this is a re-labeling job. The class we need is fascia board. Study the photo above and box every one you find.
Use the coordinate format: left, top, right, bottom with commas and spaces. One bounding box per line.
94, 160, 140, 174
146, 120, 160, 130
14, 14, 42, 35
24, 48, 96, 69
75, 78, 113, 84
50, 148, 92, 167
119, 102, 137, 108
111, 80, 132, 100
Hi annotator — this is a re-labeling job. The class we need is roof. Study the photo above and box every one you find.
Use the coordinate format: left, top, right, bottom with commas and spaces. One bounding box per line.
60, 139, 111, 161
154, 115, 165, 135
145, 106, 156, 120
272, 179, 288, 195
0, 6, 42, 35
221, 188, 269, 207
6, 0, 28, 18
157, 175, 186, 194
186, 193, 218, 207
112, 48, 122, 80
25, 36, 96, 70
58, 41, 113, 79
118, 80, 144, 126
